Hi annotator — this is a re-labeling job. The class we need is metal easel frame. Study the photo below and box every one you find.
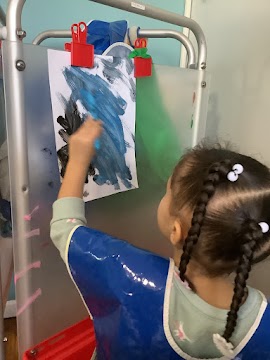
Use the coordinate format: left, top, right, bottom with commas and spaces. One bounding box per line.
89, 0, 207, 69
0, 6, 7, 360
32, 28, 197, 68
0, 0, 208, 358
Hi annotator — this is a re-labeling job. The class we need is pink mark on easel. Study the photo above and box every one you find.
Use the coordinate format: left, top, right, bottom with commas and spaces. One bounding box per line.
24, 206, 39, 221
17, 288, 42, 316
41, 241, 50, 248
25, 228, 40, 239
14, 261, 41, 284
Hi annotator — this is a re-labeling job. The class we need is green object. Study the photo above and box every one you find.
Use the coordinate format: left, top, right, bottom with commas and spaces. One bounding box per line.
129, 48, 151, 59
136, 67, 182, 184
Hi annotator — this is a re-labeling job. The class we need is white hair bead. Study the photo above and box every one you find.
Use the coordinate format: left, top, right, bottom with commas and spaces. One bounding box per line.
259, 222, 269, 234
227, 163, 244, 182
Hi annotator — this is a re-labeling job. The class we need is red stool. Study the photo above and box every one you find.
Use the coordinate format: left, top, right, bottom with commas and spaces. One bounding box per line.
23, 318, 96, 360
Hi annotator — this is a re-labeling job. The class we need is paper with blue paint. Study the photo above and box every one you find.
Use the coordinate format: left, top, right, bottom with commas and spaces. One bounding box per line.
47, 49, 138, 202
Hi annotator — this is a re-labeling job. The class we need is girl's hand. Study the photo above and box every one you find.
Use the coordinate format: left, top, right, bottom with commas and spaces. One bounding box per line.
69, 117, 103, 169
58, 117, 102, 199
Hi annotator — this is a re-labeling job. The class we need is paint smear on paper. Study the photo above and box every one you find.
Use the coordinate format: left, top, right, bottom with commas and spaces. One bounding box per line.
48, 50, 138, 202
62, 67, 132, 190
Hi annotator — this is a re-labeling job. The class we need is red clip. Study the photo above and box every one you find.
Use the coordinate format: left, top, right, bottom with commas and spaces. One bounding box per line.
133, 38, 152, 78
65, 22, 94, 68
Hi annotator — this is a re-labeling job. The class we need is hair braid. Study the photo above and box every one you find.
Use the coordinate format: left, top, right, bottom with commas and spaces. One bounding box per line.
179, 161, 231, 283
223, 220, 262, 342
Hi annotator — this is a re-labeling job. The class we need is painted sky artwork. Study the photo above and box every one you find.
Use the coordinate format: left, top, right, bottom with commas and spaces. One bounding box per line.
47, 49, 138, 202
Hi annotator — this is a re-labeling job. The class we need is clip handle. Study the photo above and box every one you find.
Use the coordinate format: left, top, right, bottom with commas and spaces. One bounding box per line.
71, 24, 79, 43
78, 22, 87, 43
71, 22, 87, 43
135, 38, 147, 49
66, 22, 94, 68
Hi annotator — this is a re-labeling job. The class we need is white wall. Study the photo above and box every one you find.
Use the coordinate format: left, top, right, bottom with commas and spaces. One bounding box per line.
190, 0, 270, 295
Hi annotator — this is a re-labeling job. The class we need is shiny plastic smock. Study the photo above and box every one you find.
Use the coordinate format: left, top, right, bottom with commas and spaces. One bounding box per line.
67, 225, 270, 360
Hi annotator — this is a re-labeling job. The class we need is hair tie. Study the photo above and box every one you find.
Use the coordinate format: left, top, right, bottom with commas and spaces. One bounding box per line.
213, 334, 234, 359
259, 222, 269, 234
227, 164, 244, 182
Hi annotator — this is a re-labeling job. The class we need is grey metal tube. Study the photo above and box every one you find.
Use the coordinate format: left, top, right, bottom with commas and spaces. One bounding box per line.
139, 29, 196, 68
32, 28, 196, 68
4, 0, 33, 356
6, 0, 25, 41
32, 30, 71, 45
0, 6, 6, 26
0, 26, 7, 40
0, 264, 5, 360
89, 0, 207, 67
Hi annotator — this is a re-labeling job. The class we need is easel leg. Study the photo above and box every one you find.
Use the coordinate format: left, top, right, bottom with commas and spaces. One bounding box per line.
0, 266, 6, 360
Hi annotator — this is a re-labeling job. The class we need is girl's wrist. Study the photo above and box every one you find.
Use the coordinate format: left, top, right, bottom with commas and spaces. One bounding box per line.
67, 158, 91, 173
58, 159, 89, 199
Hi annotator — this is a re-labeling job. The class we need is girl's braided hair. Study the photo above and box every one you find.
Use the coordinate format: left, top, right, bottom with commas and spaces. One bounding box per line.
171, 144, 270, 344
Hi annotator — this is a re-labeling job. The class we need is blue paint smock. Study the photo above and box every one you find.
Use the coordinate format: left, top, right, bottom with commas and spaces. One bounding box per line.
67, 225, 270, 360
87, 20, 128, 55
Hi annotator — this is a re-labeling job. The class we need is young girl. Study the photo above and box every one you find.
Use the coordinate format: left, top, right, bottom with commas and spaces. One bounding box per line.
51, 118, 270, 360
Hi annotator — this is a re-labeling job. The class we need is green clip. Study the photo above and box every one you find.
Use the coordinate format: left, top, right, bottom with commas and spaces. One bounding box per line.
129, 47, 151, 59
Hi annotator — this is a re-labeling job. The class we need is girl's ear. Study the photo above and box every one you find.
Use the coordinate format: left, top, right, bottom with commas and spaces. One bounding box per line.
170, 219, 183, 247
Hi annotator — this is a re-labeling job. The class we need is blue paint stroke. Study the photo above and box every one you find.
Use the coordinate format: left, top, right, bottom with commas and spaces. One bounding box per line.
62, 66, 133, 190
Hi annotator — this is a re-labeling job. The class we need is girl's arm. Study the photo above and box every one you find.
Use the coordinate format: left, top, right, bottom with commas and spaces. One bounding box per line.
50, 118, 103, 261
58, 119, 103, 199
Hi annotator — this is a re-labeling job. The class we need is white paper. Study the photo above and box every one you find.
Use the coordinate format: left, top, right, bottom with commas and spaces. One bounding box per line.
47, 49, 138, 201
